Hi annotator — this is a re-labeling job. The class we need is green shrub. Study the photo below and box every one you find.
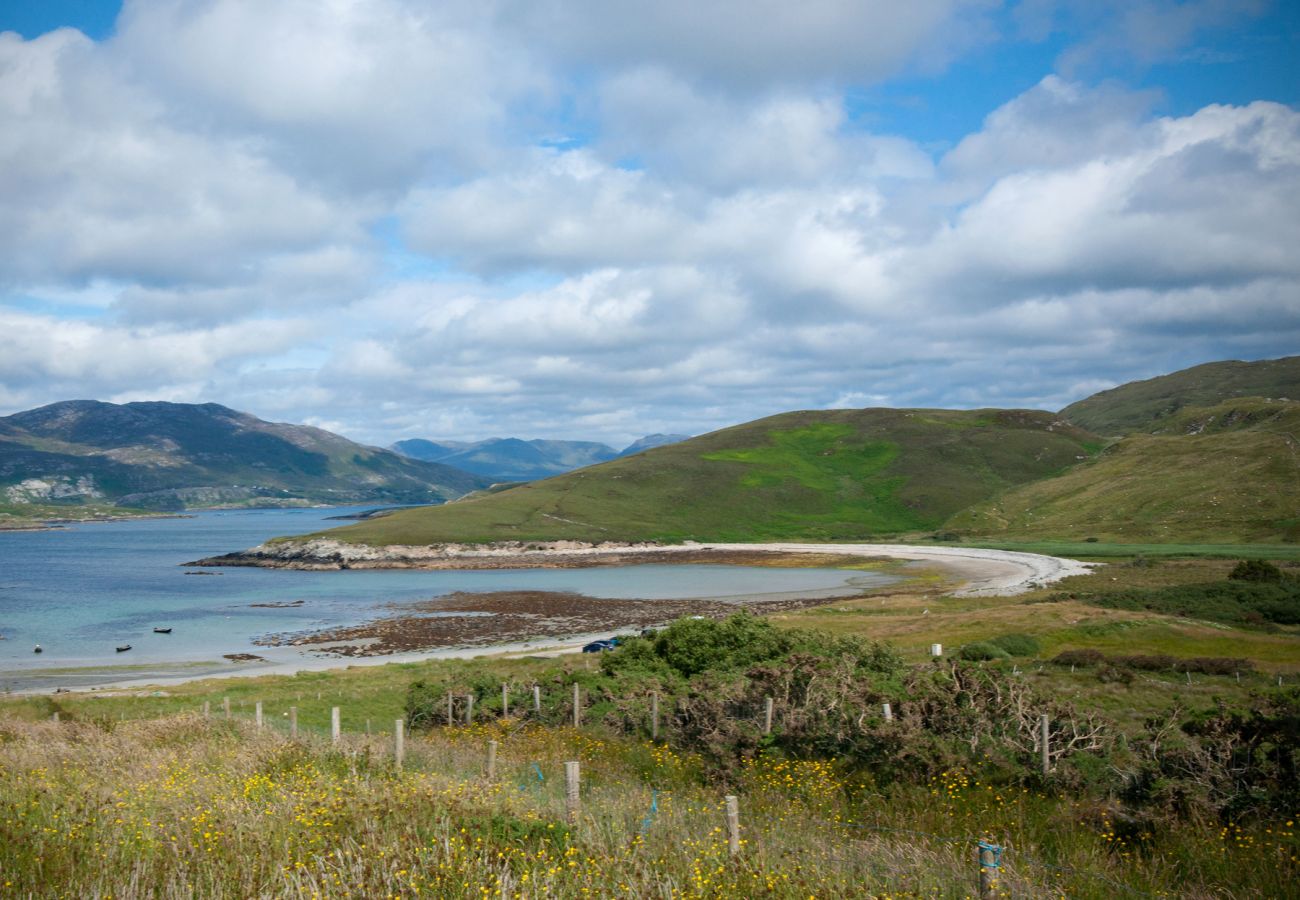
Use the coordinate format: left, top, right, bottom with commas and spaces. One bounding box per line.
989, 633, 1040, 657
1230, 559, 1285, 583
1076, 578, 1300, 626
958, 641, 1011, 661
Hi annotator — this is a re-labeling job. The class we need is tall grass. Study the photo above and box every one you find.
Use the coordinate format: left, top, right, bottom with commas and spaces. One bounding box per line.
1, 712, 1294, 898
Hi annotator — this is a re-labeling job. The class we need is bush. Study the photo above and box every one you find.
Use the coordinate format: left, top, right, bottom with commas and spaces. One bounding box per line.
989, 633, 1040, 657
1230, 559, 1285, 583
958, 641, 1011, 661
1052, 649, 1105, 667
1076, 578, 1300, 626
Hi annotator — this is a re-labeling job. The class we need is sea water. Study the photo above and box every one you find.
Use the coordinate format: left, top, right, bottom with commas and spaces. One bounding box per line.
0, 507, 890, 688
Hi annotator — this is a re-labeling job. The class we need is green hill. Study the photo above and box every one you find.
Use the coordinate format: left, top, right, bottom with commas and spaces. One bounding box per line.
1060, 355, 1300, 435
949, 399, 1300, 543
0, 400, 490, 512
314, 407, 1099, 546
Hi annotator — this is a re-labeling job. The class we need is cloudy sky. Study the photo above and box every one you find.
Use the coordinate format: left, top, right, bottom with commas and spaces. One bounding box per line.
1, 1, 1298, 447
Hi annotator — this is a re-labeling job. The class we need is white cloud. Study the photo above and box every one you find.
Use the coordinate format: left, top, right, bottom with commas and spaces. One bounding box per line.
0, 3, 1296, 449
0, 29, 358, 288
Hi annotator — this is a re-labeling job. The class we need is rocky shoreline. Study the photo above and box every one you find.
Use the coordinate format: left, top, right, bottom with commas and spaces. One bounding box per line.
252, 587, 870, 658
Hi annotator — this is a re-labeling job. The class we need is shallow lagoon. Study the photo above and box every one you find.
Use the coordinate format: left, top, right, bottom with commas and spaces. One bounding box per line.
0, 507, 888, 689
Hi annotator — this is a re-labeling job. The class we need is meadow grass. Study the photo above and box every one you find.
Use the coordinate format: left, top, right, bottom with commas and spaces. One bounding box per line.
3, 710, 1296, 898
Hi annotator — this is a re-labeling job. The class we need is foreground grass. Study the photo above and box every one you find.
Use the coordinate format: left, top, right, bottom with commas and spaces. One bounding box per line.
2, 712, 1296, 899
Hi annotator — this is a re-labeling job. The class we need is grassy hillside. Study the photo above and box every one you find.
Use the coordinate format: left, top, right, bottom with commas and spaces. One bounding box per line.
1060, 355, 1300, 435
0, 400, 489, 512
950, 399, 1300, 543
314, 408, 1098, 546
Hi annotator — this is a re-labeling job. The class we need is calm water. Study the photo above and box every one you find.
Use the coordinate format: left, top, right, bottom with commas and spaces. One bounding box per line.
0, 508, 885, 680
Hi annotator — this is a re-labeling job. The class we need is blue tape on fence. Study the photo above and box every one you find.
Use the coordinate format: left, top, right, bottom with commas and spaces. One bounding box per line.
638, 789, 659, 836
518, 762, 546, 792
978, 840, 1003, 868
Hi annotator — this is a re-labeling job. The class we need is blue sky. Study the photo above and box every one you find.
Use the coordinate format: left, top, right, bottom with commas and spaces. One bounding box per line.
0, 0, 1297, 445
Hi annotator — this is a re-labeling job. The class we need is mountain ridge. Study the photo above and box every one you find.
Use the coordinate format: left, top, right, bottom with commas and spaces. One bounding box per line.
0, 400, 490, 512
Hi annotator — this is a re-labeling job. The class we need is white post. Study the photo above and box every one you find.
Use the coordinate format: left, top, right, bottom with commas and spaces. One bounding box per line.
465, 694, 474, 724
331, 706, 341, 744
223, 697, 231, 719
1040, 714, 1050, 777
565, 761, 580, 825
448, 692, 455, 726
763, 696, 774, 735
882, 702, 893, 722
572, 683, 580, 728
725, 795, 740, 856
502, 683, 509, 718
930, 643, 943, 657
202, 700, 210, 718
394, 719, 405, 769
487, 740, 498, 780
289, 706, 298, 739
651, 691, 659, 741
533, 684, 541, 716
52, 712, 59, 723
255, 701, 263, 729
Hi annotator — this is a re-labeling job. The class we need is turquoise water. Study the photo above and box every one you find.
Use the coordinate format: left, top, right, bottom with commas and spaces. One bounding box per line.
0, 508, 884, 682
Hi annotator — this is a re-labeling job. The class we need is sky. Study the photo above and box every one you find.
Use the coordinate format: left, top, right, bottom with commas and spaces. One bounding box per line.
0, 0, 1297, 448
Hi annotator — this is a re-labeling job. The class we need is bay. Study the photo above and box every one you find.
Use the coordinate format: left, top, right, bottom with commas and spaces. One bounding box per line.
0, 507, 888, 690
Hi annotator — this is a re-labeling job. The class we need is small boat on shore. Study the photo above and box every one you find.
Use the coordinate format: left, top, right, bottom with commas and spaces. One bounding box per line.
153, 627, 172, 634
116, 644, 131, 652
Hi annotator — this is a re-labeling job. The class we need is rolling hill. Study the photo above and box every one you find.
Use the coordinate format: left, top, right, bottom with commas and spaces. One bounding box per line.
1059, 355, 1300, 435
310, 407, 1099, 546
0, 401, 490, 511
950, 398, 1300, 543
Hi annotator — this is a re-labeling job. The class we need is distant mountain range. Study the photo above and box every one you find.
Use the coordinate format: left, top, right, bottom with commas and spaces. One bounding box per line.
391, 433, 690, 482
0, 401, 491, 512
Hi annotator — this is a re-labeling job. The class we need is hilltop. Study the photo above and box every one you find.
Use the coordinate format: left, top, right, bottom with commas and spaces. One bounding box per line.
0, 400, 490, 513
307, 407, 1098, 546
1059, 355, 1300, 435
950, 398, 1300, 543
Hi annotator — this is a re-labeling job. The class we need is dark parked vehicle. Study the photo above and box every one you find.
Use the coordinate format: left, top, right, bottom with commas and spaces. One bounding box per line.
581, 639, 619, 653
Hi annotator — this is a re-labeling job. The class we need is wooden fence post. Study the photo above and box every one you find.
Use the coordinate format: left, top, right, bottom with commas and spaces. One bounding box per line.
565, 761, 580, 825
725, 795, 740, 856
223, 697, 231, 719
447, 692, 454, 726
979, 842, 1000, 899
487, 740, 498, 780
465, 695, 474, 724
202, 700, 210, 718
52, 712, 59, 723
882, 702, 893, 722
572, 683, 580, 728
255, 701, 263, 729
502, 683, 509, 718
331, 706, 341, 744
763, 696, 774, 735
1040, 714, 1050, 777
533, 684, 541, 716
394, 719, 405, 769
651, 691, 659, 741
289, 706, 298, 739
